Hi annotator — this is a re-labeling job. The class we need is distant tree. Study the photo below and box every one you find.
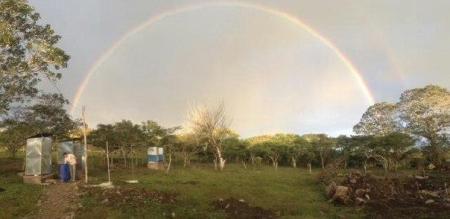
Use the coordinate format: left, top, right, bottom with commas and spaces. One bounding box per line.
304, 134, 335, 169
288, 135, 309, 168
158, 126, 181, 174
89, 123, 118, 162
380, 132, 416, 171
345, 135, 374, 174
113, 120, 144, 167
368, 133, 416, 172
258, 142, 286, 169
246, 135, 273, 165
140, 120, 166, 146
23, 93, 78, 139
177, 133, 203, 167
247, 134, 300, 169
300, 143, 316, 173
397, 85, 450, 167
0, 111, 32, 158
0, 93, 77, 157
188, 103, 231, 171
0, 0, 69, 114
353, 102, 398, 136
223, 135, 249, 167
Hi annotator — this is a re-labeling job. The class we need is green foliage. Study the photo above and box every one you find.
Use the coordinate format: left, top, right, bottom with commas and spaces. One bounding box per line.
0, 0, 69, 113
398, 85, 450, 166
0, 93, 77, 157
353, 102, 398, 136
304, 134, 335, 169
246, 134, 312, 168
355, 85, 450, 167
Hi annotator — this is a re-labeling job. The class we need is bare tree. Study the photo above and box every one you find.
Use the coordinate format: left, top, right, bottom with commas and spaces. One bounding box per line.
188, 103, 231, 171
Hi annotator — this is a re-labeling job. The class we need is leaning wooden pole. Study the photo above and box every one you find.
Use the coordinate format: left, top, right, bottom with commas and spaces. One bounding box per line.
82, 106, 88, 183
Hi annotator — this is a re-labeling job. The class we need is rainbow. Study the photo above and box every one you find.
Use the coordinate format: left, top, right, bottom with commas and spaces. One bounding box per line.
70, 1, 376, 115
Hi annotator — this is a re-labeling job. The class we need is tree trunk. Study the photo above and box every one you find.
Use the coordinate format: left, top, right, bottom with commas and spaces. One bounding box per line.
363, 161, 367, 175
165, 153, 172, 174
320, 153, 325, 169
215, 146, 226, 171
213, 156, 218, 170
183, 153, 188, 168
291, 157, 297, 168
270, 157, 278, 170
307, 162, 312, 174
121, 149, 127, 168
10, 150, 17, 159
250, 153, 255, 165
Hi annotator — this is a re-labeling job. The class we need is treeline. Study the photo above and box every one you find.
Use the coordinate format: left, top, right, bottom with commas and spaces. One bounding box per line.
87, 85, 450, 172
87, 120, 419, 173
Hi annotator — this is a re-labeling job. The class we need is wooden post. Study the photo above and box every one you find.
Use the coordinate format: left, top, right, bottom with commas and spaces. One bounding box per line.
82, 106, 88, 183
106, 141, 111, 183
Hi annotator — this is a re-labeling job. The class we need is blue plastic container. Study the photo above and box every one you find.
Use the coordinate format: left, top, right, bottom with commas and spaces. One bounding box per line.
148, 155, 159, 162
59, 164, 71, 182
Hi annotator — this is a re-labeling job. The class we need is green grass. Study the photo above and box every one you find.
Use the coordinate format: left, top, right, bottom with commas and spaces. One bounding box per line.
0, 156, 43, 219
0, 152, 362, 218
78, 163, 363, 219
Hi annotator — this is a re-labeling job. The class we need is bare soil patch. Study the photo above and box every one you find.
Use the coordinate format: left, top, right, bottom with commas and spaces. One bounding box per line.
79, 186, 177, 208
212, 198, 278, 219
34, 183, 79, 219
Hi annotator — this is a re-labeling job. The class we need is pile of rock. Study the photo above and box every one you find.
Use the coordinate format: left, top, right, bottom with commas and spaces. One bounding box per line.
325, 170, 450, 212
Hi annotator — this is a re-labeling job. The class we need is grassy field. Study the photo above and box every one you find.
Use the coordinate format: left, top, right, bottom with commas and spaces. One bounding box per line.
77, 162, 362, 219
0, 152, 362, 218
0, 156, 43, 218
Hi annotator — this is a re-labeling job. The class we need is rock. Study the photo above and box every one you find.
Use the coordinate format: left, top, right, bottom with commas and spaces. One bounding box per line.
355, 189, 367, 197
425, 199, 435, 205
238, 199, 245, 203
427, 163, 436, 170
355, 197, 366, 205
326, 182, 337, 198
350, 178, 357, 184
101, 198, 109, 204
419, 190, 440, 198
46, 179, 57, 184
415, 175, 429, 180
332, 186, 351, 203
171, 212, 176, 218
365, 194, 370, 200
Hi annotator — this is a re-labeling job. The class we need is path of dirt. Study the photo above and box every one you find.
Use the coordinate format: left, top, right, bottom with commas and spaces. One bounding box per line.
33, 182, 80, 219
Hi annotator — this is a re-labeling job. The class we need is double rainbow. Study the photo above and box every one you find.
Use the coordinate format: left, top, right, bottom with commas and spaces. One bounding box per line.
70, 1, 375, 115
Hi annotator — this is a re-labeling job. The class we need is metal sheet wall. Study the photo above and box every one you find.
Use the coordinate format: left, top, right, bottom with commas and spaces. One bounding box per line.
25, 137, 52, 176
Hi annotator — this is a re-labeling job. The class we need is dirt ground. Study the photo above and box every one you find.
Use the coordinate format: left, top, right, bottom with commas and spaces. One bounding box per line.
212, 198, 278, 219
33, 182, 80, 219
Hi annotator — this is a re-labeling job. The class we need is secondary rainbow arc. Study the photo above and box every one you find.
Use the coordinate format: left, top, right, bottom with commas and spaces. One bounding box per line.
69, 1, 376, 115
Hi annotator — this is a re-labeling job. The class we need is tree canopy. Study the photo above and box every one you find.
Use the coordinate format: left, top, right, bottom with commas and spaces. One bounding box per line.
0, 0, 69, 114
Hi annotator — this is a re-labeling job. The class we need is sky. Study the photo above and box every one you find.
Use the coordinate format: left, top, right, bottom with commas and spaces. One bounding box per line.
29, 0, 450, 137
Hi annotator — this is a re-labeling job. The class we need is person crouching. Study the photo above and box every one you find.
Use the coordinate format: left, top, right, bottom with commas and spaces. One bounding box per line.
64, 152, 77, 182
